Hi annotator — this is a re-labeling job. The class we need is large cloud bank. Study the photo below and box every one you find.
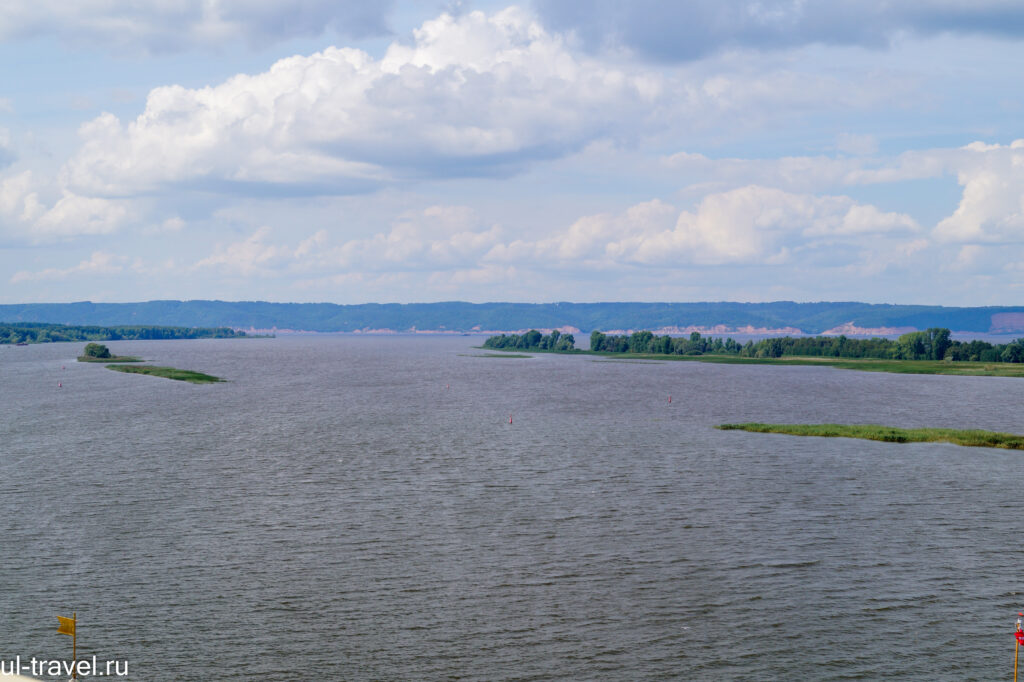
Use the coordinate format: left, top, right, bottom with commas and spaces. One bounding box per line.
60, 8, 664, 197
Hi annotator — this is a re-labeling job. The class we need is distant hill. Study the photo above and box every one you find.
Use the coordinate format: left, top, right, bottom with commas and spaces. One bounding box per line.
2, 300, 1024, 335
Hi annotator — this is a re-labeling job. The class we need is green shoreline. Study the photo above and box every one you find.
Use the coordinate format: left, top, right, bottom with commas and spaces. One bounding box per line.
106, 365, 224, 384
480, 347, 1024, 378
717, 423, 1024, 450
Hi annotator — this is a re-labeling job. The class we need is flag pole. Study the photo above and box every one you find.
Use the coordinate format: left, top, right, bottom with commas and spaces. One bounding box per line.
57, 612, 77, 681
1016, 613, 1022, 682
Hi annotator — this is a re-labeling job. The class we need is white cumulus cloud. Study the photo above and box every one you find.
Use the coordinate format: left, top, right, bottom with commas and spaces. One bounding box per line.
60, 8, 665, 197
0, 170, 128, 241
495, 186, 920, 267
934, 140, 1024, 244
326, 206, 504, 272
194, 205, 505, 278
194, 226, 290, 275
11, 250, 124, 282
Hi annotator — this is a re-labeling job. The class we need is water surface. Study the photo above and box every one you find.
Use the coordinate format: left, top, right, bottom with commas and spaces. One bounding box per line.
1, 336, 1023, 680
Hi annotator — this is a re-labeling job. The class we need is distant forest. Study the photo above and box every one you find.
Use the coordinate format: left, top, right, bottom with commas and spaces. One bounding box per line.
0, 323, 244, 345
587, 328, 1024, 363
3, 300, 1024, 334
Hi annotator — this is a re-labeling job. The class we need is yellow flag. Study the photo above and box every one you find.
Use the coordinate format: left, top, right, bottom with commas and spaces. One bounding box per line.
57, 615, 75, 636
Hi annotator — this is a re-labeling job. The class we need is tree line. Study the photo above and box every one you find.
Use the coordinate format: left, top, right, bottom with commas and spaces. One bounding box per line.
587, 328, 1024, 363
482, 330, 577, 351
0, 323, 245, 345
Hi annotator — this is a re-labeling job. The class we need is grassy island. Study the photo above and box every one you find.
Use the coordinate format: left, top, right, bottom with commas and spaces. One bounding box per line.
76, 344, 221, 382
106, 365, 224, 384
717, 423, 1024, 450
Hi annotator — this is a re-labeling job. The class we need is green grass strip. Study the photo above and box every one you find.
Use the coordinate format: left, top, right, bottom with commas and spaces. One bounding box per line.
628, 353, 1024, 377
106, 364, 224, 384
485, 346, 1024, 378
460, 353, 533, 358
78, 355, 142, 363
717, 422, 1024, 450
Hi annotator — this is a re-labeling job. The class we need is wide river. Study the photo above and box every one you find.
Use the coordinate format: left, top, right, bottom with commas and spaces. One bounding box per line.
2, 335, 1024, 680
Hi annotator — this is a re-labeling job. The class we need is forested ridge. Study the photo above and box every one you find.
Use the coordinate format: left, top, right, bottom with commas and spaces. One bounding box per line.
3, 300, 1024, 334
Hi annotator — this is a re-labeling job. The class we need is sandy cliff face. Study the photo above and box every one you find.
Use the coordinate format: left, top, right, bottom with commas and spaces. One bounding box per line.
990, 313, 1024, 333
601, 325, 804, 336
821, 322, 916, 336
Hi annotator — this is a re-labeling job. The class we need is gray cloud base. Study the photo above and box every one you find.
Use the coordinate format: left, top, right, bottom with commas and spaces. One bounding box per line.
0, 0, 395, 53
534, 0, 1024, 61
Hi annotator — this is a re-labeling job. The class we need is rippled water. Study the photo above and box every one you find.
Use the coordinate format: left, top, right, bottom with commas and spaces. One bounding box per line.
3, 335, 1024, 680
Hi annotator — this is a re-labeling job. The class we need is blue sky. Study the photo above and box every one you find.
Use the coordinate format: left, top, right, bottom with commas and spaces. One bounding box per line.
2, 0, 1024, 305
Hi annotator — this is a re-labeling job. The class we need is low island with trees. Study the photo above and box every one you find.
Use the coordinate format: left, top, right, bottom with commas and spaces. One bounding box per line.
482, 327, 1024, 377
